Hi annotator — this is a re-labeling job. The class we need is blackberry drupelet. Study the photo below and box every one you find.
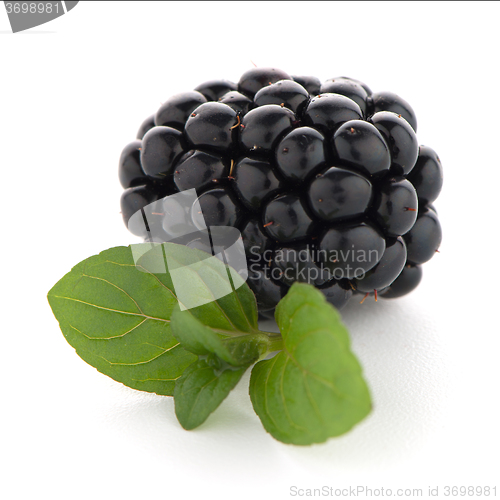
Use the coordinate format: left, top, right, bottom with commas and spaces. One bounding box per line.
118, 67, 443, 314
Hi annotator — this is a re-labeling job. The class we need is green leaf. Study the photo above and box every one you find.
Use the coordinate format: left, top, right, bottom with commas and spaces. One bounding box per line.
171, 307, 277, 428
140, 243, 259, 334
174, 358, 249, 430
47, 242, 260, 396
249, 282, 372, 445
47, 246, 196, 395
171, 307, 268, 366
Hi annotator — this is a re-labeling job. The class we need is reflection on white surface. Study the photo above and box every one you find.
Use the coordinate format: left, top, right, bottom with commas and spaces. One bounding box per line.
100, 290, 449, 476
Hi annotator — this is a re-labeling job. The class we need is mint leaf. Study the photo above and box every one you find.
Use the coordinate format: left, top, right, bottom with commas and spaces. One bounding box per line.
47, 242, 270, 396
171, 307, 268, 366
174, 358, 249, 430
249, 282, 372, 445
47, 246, 197, 395
139, 242, 259, 334
171, 307, 280, 428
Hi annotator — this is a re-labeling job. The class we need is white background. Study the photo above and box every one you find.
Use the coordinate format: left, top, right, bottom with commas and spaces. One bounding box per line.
1, 2, 499, 499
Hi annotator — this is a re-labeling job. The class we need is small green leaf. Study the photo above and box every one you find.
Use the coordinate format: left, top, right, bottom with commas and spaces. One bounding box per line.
171, 307, 267, 366
174, 358, 249, 430
47, 246, 197, 395
171, 307, 276, 428
249, 283, 372, 445
140, 243, 259, 334
47, 242, 260, 396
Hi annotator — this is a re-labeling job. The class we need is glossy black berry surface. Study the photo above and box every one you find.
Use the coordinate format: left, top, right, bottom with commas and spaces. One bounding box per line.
247, 265, 288, 312
319, 279, 354, 310
404, 207, 442, 264
371, 91, 417, 132
241, 219, 272, 260
272, 243, 331, 287
307, 166, 373, 222
194, 79, 238, 101
136, 115, 155, 140
254, 80, 310, 114
320, 77, 370, 116
233, 157, 282, 210
262, 194, 315, 243
155, 91, 207, 130
240, 104, 296, 154
275, 127, 326, 182
406, 145, 443, 205
333, 120, 391, 177
119, 140, 147, 188
371, 111, 419, 176
173, 150, 228, 192
291, 75, 321, 96
118, 67, 443, 314
120, 184, 159, 236
318, 221, 386, 279
354, 237, 407, 293
184, 102, 237, 152
192, 187, 243, 229
303, 93, 363, 137
380, 263, 422, 299
238, 67, 292, 97
372, 177, 419, 237
218, 91, 253, 114
140, 126, 185, 179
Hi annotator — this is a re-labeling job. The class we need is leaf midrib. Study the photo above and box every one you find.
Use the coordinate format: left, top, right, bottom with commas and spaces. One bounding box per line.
49, 294, 170, 323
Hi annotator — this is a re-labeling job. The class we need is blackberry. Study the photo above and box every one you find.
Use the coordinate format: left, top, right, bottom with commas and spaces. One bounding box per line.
262, 194, 316, 243
241, 219, 271, 259
254, 80, 310, 114
318, 221, 386, 279
354, 237, 407, 293
406, 145, 443, 205
118, 67, 443, 314
371, 91, 417, 132
232, 157, 283, 210
379, 264, 422, 298
194, 79, 238, 101
191, 187, 243, 229
272, 243, 331, 287
240, 104, 296, 154
120, 184, 159, 236
140, 126, 185, 179
370, 111, 419, 175
320, 76, 371, 115
184, 102, 238, 152
373, 177, 419, 237
275, 127, 326, 182
118, 140, 146, 188
247, 264, 288, 313
136, 115, 155, 140
303, 93, 363, 137
404, 207, 442, 264
218, 91, 253, 114
155, 91, 207, 130
333, 120, 391, 177
291, 75, 321, 96
173, 150, 229, 192
307, 166, 373, 222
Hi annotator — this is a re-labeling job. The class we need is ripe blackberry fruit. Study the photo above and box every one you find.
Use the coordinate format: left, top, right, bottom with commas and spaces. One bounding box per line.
118, 67, 443, 314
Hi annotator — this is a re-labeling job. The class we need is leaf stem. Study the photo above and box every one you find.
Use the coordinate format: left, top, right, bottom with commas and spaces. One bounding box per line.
263, 335, 284, 353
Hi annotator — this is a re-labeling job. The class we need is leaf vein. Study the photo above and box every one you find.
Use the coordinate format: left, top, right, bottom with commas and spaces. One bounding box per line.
80, 273, 144, 314
51, 295, 170, 323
